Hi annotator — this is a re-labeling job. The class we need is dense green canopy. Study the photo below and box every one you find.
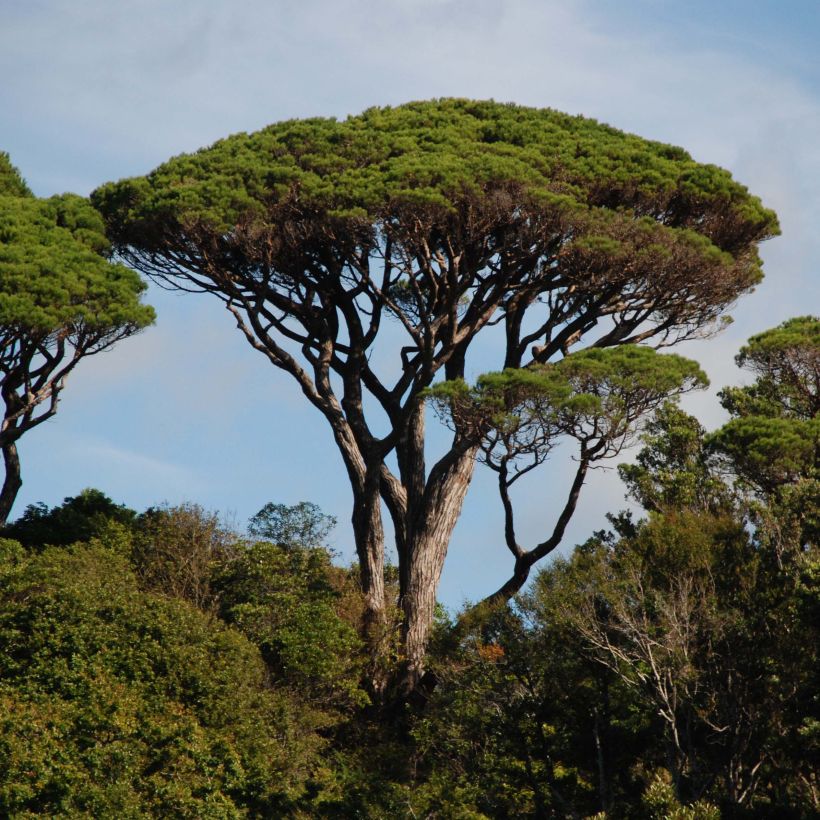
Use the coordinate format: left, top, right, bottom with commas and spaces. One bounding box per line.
94, 101, 778, 344
0, 153, 31, 198
712, 316, 819, 532
0, 538, 331, 816
428, 347, 707, 455
0, 191, 153, 334
94, 98, 776, 251
723, 315, 819, 421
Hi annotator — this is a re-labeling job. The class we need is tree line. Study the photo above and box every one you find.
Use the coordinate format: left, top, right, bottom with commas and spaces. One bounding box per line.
0, 317, 815, 815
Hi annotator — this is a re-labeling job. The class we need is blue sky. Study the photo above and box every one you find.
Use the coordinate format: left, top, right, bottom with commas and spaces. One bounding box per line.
1, 0, 818, 607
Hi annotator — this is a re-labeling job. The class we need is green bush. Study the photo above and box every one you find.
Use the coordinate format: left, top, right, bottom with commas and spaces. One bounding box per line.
0, 540, 332, 817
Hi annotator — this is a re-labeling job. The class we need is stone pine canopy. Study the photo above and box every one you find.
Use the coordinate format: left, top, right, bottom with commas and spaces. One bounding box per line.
0, 153, 154, 338
92, 98, 778, 344
0, 151, 154, 525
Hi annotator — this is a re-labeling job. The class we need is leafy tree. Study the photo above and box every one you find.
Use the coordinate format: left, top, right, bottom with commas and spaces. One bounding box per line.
429, 345, 707, 611
562, 514, 768, 804
130, 502, 238, 611
212, 540, 367, 712
617, 403, 733, 516
248, 500, 337, 549
553, 319, 819, 811
1, 487, 137, 549
92, 99, 778, 686
120, 500, 368, 711
720, 315, 819, 422
559, 511, 817, 812
414, 319, 818, 816
2, 491, 367, 711
712, 316, 819, 552
0, 153, 154, 524
412, 605, 640, 818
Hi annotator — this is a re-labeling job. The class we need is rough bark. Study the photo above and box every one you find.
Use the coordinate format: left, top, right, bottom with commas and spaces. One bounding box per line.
0, 440, 21, 527
351, 477, 387, 639
400, 445, 478, 690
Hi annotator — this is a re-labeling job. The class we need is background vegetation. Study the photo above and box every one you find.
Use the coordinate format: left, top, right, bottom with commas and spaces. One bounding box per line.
0, 317, 816, 817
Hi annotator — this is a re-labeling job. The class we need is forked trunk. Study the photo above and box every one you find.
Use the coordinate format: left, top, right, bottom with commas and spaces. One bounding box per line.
0, 440, 21, 527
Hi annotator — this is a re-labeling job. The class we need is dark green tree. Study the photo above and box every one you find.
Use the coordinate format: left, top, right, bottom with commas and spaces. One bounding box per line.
411, 603, 646, 818
712, 316, 819, 551
248, 500, 337, 549
720, 315, 819, 422
0, 154, 154, 524
413, 319, 817, 815
213, 540, 367, 713
1, 488, 137, 549
92, 99, 778, 686
617, 403, 734, 515
558, 319, 819, 810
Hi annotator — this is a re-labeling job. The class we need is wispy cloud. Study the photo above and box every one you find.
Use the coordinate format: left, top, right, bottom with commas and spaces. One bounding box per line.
79, 439, 199, 487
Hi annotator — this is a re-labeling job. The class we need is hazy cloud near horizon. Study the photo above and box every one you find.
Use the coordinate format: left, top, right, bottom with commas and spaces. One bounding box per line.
1, 0, 817, 605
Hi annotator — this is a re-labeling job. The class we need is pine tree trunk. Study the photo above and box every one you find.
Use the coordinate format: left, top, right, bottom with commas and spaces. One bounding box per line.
349, 465, 391, 701
351, 477, 387, 640
399, 446, 477, 691
0, 440, 22, 527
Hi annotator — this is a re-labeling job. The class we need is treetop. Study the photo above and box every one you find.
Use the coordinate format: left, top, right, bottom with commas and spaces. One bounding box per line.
737, 315, 819, 371
92, 98, 778, 256
711, 415, 818, 490
431, 346, 707, 403
0, 190, 155, 334
721, 315, 819, 422
427, 346, 707, 448
0, 152, 31, 198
